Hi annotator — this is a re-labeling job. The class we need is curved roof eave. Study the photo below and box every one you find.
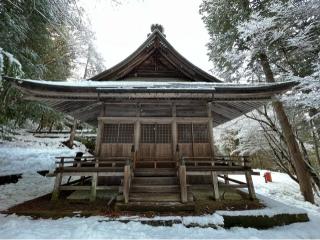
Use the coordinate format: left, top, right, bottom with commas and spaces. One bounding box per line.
4, 76, 298, 97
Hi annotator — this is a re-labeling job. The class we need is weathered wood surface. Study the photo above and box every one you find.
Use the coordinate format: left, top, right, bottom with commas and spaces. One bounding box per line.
123, 164, 131, 204
211, 171, 220, 201
100, 143, 132, 159
179, 165, 188, 203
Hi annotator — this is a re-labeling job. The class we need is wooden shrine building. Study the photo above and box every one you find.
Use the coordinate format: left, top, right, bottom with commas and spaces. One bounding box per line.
6, 26, 296, 208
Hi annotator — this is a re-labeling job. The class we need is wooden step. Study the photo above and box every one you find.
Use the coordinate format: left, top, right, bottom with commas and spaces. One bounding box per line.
130, 185, 180, 193
128, 192, 194, 202
134, 168, 176, 177
129, 193, 181, 202
115, 201, 195, 212
132, 177, 178, 185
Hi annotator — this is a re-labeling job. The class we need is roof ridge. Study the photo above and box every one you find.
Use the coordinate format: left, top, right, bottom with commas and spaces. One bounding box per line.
90, 28, 221, 82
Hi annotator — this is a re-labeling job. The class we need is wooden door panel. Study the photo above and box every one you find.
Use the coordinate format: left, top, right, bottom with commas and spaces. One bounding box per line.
139, 124, 172, 162
177, 123, 212, 159
193, 143, 211, 157
139, 143, 155, 160
100, 143, 132, 158
99, 123, 134, 159
155, 144, 172, 160
179, 143, 193, 158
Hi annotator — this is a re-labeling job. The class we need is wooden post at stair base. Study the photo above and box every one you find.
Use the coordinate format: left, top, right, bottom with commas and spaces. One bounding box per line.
179, 165, 188, 203
90, 173, 98, 201
123, 165, 131, 204
211, 171, 220, 201
245, 171, 256, 200
224, 157, 232, 184
51, 172, 62, 201
51, 157, 64, 201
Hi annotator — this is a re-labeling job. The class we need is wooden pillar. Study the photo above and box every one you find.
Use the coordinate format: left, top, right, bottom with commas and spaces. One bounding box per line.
123, 165, 131, 203
179, 165, 188, 203
90, 173, 98, 201
172, 103, 178, 162
51, 173, 62, 201
95, 104, 106, 157
95, 119, 103, 157
134, 121, 140, 151
245, 171, 256, 200
134, 103, 141, 166
207, 102, 215, 158
134, 120, 140, 167
211, 171, 220, 201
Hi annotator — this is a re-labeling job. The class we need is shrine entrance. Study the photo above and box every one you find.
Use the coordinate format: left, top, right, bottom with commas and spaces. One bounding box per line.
137, 123, 174, 168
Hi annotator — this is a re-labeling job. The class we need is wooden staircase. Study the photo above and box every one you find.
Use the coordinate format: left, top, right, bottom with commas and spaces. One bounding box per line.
116, 168, 195, 212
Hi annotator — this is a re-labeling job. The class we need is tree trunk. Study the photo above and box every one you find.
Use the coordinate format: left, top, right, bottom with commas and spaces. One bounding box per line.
309, 109, 320, 166
259, 52, 315, 203
64, 119, 77, 149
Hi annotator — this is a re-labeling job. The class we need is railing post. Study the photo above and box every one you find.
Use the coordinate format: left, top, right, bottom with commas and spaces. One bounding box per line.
123, 161, 131, 204
51, 172, 62, 201
179, 158, 188, 203
90, 173, 98, 202
211, 171, 220, 201
51, 157, 63, 201
245, 171, 256, 200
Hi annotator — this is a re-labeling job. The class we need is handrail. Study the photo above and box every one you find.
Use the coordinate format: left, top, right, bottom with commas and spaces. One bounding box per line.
55, 156, 134, 169
55, 156, 95, 159
182, 156, 251, 168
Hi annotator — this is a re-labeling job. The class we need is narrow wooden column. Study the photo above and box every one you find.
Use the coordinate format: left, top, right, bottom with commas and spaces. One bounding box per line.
134, 121, 140, 167
179, 165, 188, 203
134, 121, 140, 151
123, 165, 131, 203
211, 171, 220, 201
90, 173, 98, 201
134, 103, 141, 166
95, 120, 103, 157
95, 103, 105, 157
207, 102, 215, 158
172, 103, 178, 162
51, 173, 62, 201
245, 171, 256, 200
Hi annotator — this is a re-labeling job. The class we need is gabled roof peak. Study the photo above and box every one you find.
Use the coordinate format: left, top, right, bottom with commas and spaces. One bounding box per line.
90, 25, 221, 82
148, 24, 166, 38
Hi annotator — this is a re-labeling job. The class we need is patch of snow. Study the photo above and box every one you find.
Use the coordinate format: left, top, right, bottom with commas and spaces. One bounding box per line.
14, 77, 293, 89
217, 194, 306, 217
0, 132, 320, 238
182, 214, 224, 226
0, 173, 54, 211
0, 130, 89, 175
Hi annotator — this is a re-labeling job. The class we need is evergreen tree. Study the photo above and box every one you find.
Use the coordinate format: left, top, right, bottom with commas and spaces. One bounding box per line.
0, 0, 104, 133
200, 0, 320, 203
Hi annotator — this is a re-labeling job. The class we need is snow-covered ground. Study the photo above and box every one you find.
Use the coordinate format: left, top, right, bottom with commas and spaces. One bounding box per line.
0, 130, 320, 239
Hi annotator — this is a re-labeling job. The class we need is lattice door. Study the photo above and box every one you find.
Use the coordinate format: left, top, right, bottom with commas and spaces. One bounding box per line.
177, 123, 211, 158
100, 123, 134, 158
139, 124, 173, 164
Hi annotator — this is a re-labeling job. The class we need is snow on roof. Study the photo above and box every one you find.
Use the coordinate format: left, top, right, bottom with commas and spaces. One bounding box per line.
15, 77, 293, 90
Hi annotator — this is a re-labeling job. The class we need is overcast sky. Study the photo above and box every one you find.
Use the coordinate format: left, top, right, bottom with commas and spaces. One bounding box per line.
80, 0, 214, 74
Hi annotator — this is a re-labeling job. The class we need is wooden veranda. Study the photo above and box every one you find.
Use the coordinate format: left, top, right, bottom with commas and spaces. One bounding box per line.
51, 154, 257, 204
